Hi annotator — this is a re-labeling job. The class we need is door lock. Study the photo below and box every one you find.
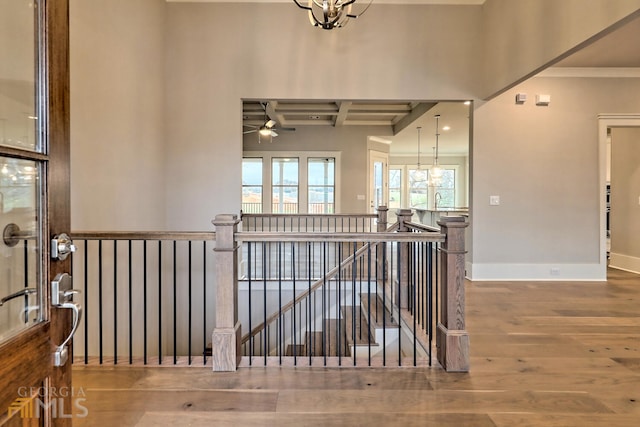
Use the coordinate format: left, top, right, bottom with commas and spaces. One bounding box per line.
51, 233, 76, 261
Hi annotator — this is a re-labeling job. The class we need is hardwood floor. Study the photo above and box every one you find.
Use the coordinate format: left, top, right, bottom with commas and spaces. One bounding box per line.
72, 268, 640, 426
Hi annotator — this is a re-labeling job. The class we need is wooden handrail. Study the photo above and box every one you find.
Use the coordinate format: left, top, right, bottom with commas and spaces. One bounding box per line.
404, 221, 440, 233
70, 231, 216, 241
241, 213, 378, 219
236, 231, 444, 243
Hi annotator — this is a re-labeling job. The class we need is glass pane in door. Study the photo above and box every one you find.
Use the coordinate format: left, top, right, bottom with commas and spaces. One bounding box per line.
0, 157, 41, 343
0, 0, 40, 152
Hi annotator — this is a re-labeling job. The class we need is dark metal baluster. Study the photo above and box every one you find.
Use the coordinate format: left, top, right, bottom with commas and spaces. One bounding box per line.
292, 242, 297, 365
128, 240, 133, 365
263, 241, 267, 366
143, 241, 148, 365
203, 241, 207, 365
323, 241, 327, 366
248, 242, 252, 365
367, 242, 372, 366
278, 242, 283, 364
413, 242, 418, 367
84, 240, 89, 364
158, 240, 162, 365
173, 240, 177, 365
98, 240, 103, 364
352, 243, 356, 366
337, 243, 342, 366
308, 241, 312, 365
382, 241, 387, 366
114, 240, 118, 365
188, 240, 192, 365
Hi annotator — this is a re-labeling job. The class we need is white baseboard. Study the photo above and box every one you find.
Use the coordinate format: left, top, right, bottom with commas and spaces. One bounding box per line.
467, 262, 606, 281
609, 253, 640, 274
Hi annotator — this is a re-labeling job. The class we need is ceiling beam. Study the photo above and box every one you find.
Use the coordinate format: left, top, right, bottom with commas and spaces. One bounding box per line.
334, 101, 352, 127
392, 102, 438, 135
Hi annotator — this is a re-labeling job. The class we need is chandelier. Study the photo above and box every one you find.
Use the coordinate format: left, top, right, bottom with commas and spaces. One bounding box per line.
293, 1, 374, 30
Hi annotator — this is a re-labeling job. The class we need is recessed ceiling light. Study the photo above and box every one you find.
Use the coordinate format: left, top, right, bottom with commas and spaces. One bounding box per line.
443, 126, 451, 131
463, 101, 471, 105
309, 115, 321, 120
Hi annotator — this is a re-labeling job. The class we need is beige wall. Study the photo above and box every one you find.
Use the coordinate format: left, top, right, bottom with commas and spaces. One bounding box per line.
70, 0, 166, 230
164, 3, 483, 230
482, 0, 640, 98
472, 76, 640, 280
610, 127, 640, 271
68, 1, 640, 281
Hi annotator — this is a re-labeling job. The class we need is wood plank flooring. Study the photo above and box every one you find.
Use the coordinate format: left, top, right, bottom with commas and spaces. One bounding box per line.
72, 268, 640, 426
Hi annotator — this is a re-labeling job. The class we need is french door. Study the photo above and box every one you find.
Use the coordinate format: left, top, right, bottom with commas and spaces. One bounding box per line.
0, 0, 73, 426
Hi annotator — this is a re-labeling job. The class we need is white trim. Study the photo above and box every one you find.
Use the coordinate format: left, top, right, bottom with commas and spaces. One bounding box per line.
598, 114, 640, 280
609, 253, 640, 275
467, 263, 606, 282
369, 136, 393, 145
539, 67, 640, 78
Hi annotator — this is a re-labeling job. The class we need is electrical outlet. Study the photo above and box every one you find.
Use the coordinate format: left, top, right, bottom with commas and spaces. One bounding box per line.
550, 267, 560, 276
489, 195, 500, 206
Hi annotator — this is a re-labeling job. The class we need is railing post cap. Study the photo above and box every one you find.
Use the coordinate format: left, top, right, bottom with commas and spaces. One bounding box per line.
377, 205, 388, 211
437, 215, 468, 227
212, 214, 240, 226
396, 208, 413, 216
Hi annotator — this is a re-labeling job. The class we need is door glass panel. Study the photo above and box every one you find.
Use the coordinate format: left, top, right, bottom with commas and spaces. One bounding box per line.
373, 161, 383, 210
0, 0, 39, 152
0, 157, 41, 343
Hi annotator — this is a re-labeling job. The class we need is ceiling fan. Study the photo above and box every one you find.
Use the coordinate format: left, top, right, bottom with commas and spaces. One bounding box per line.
243, 103, 295, 143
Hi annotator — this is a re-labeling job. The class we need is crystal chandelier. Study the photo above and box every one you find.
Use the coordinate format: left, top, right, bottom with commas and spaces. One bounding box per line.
293, 1, 374, 30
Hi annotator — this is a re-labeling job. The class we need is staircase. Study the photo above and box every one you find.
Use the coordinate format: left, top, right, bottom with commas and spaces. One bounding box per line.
283, 293, 400, 360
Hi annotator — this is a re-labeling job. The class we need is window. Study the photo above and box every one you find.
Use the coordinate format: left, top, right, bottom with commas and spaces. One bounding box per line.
308, 158, 335, 213
242, 158, 263, 213
434, 169, 455, 208
408, 168, 429, 209
272, 158, 299, 213
388, 168, 402, 209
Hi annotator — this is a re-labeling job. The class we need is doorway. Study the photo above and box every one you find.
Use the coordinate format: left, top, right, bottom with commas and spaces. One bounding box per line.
598, 114, 640, 276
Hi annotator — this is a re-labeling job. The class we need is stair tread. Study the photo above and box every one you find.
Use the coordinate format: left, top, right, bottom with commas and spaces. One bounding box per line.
342, 306, 379, 347
359, 293, 398, 328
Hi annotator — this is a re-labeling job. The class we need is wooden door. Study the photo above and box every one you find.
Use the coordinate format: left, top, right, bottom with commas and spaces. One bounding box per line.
0, 0, 72, 425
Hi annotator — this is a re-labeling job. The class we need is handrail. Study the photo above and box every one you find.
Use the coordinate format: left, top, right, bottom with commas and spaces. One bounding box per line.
70, 231, 216, 241
236, 231, 444, 243
405, 221, 440, 233
241, 213, 378, 219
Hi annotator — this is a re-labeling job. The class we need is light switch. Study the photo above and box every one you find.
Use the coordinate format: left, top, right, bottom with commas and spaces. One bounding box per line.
490, 195, 500, 206
357, 195, 365, 201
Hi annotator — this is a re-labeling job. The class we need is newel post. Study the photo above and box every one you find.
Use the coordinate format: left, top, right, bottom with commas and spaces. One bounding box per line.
436, 216, 470, 372
396, 208, 413, 309
376, 205, 388, 232
212, 214, 242, 371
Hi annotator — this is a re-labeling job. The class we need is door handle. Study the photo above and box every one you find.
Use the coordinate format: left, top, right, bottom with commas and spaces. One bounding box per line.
51, 273, 82, 366
0, 288, 36, 307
